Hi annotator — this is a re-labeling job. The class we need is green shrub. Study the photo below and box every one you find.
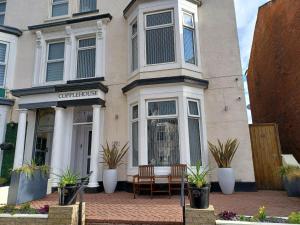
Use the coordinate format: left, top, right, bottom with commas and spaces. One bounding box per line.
279, 166, 300, 180
288, 212, 300, 224
0, 177, 7, 185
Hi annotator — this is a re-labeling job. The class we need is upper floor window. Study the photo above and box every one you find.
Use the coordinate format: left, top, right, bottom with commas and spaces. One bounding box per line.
46, 42, 65, 82
131, 20, 138, 72
145, 10, 175, 65
0, 42, 7, 87
79, 0, 96, 13
77, 37, 96, 79
183, 12, 196, 65
0, 0, 6, 25
52, 0, 69, 17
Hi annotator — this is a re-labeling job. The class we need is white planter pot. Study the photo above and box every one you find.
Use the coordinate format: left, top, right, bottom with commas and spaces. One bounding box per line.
217, 168, 235, 195
103, 169, 118, 194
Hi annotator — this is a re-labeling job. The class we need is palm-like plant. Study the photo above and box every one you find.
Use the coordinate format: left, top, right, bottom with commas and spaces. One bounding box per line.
101, 142, 129, 169
208, 138, 239, 168
188, 161, 210, 188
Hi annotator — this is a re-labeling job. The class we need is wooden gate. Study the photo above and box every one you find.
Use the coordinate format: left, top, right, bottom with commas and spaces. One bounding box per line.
249, 123, 283, 190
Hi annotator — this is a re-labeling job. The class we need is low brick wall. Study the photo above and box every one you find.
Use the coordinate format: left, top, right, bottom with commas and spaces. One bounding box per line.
185, 205, 215, 225
0, 202, 85, 225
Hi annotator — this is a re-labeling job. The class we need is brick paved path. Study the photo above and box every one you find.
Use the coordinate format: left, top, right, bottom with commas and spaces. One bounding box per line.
31, 191, 300, 225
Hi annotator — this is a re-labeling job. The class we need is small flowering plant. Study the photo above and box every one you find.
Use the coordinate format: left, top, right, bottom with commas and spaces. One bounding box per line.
218, 211, 237, 220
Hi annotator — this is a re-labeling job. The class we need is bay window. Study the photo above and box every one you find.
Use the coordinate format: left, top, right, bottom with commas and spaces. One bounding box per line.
183, 12, 196, 65
51, 0, 69, 17
188, 100, 202, 165
46, 42, 65, 82
145, 10, 175, 65
131, 105, 139, 167
79, 0, 96, 13
77, 37, 96, 79
131, 20, 138, 72
147, 100, 180, 166
0, 0, 6, 25
0, 42, 7, 87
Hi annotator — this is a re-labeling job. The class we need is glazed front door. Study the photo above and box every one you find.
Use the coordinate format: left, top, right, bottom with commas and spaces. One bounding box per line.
81, 127, 92, 177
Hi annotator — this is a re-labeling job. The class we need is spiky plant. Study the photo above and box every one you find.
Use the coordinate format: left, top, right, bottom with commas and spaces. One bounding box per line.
188, 161, 210, 188
208, 138, 239, 168
101, 142, 129, 169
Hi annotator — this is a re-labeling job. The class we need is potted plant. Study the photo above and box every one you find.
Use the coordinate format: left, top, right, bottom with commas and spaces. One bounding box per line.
187, 161, 210, 209
57, 169, 80, 205
0, 177, 7, 187
7, 161, 49, 205
208, 138, 239, 195
101, 142, 129, 193
280, 165, 300, 197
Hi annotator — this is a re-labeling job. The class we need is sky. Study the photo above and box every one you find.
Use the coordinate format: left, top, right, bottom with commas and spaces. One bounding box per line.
234, 0, 270, 122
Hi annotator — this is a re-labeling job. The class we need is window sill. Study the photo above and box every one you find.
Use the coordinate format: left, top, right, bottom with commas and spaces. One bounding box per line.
44, 15, 71, 23
72, 9, 99, 17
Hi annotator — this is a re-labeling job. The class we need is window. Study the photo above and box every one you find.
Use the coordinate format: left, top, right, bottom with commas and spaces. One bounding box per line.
131, 20, 138, 72
147, 100, 179, 166
79, 0, 96, 13
46, 42, 65, 82
183, 12, 196, 65
145, 10, 175, 65
0, 0, 6, 25
77, 38, 96, 79
188, 100, 202, 166
0, 42, 7, 87
52, 0, 69, 17
131, 105, 139, 167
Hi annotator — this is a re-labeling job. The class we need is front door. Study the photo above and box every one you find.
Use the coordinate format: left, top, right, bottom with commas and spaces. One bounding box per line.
82, 127, 92, 177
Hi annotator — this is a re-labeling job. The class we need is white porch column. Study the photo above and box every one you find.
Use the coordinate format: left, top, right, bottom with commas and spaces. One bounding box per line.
50, 107, 65, 187
88, 105, 103, 188
13, 109, 28, 169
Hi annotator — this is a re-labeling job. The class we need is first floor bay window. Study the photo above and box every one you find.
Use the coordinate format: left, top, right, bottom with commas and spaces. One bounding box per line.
79, 0, 96, 13
183, 12, 196, 65
0, 42, 7, 87
131, 105, 139, 167
0, 0, 6, 25
46, 42, 65, 82
147, 100, 179, 166
77, 37, 96, 79
145, 10, 175, 65
188, 100, 202, 165
51, 0, 68, 17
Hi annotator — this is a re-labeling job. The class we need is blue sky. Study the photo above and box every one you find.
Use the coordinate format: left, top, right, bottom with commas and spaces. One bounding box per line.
234, 0, 269, 122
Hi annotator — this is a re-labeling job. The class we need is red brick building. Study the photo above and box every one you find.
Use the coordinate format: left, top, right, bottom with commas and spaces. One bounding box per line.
248, 0, 300, 161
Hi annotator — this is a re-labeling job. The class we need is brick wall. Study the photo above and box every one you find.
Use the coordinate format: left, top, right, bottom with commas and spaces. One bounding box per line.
247, 0, 300, 162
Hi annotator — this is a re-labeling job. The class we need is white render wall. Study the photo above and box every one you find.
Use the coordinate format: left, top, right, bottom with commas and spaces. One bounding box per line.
4, 0, 254, 182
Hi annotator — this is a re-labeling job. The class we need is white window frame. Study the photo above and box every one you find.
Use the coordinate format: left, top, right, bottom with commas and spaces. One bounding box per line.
45, 40, 65, 84
182, 11, 197, 65
0, 41, 8, 88
144, 9, 176, 66
76, 36, 96, 79
130, 19, 138, 73
0, 0, 6, 25
130, 103, 139, 167
146, 98, 178, 120
50, 0, 69, 18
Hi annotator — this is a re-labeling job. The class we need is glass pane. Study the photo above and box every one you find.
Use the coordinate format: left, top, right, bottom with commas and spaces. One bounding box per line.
80, 0, 96, 12
146, 11, 172, 27
77, 48, 96, 78
46, 61, 64, 81
132, 121, 139, 167
146, 27, 175, 64
0, 2, 6, 13
0, 14, 4, 25
183, 13, 194, 27
48, 42, 65, 60
73, 108, 93, 123
79, 38, 96, 48
132, 36, 138, 71
188, 118, 201, 166
148, 118, 179, 166
52, 2, 68, 17
148, 100, 176, 116
0, 64, 5, 86
88, 131, 92, 156
132, 105, 138, 120
188, 101, 199, 116
183, 28, 196, 64
132, 22, 137, 36
0, 43, 6, 62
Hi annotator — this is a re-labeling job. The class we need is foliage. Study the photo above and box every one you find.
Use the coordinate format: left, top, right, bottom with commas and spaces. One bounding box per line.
101, 142, 129, 169
12, 161, 50, 179
280, 165, 300, 180
0, 177, 7, 185
218, 211, 237, 220
187, 161, 209, 188
57, 169, 80, 188
288, 212, 300, 224
208, 138, 239, 168
0, 203, 47, 215
255, 206, 267, 222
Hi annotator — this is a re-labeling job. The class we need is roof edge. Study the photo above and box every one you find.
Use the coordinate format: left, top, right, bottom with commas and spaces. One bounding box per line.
0, 25, 22, 37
